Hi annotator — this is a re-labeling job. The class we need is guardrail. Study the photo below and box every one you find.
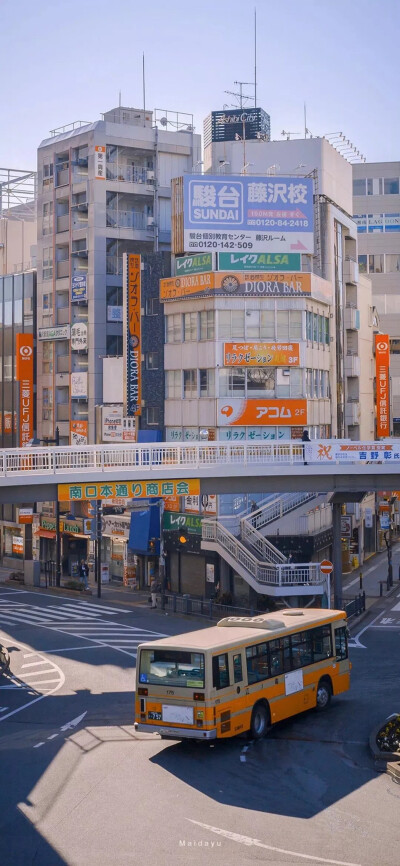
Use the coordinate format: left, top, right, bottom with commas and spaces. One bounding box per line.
0, 439, 399, 478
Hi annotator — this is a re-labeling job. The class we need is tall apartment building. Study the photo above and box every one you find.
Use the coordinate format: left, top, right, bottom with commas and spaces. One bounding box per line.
36, 107, 200, 445
166, 135, 374, 444
352, 162, 400, 433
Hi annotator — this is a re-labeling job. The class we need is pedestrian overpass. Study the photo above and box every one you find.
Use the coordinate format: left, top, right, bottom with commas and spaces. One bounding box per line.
0, 439, 399, 503
1, 438, 397, 606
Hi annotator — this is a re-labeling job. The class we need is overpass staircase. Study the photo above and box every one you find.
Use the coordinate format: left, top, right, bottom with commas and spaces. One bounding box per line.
201, 492, 327, 597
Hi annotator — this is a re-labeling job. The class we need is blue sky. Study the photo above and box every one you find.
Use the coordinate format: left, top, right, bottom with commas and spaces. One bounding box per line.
0, 0, 399, 169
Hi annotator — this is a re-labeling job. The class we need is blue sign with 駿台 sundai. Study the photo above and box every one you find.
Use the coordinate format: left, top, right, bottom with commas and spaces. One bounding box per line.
183, 174, 314, 255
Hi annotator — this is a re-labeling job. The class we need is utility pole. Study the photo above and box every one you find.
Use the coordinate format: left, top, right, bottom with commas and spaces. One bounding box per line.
95, 499, 102, 598
42, 426, 60, 586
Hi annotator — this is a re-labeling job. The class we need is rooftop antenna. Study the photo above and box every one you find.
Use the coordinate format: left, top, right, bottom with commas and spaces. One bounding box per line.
254, 7, 257, 108
142, 52, 146, 117
225, 81, 253, 108
119, 90, 122, 108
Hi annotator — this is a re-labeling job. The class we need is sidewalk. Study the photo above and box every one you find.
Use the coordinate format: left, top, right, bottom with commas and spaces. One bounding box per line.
0, 545, 399, 619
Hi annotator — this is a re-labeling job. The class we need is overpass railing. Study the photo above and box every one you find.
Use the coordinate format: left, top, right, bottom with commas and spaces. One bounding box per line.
0, 439, 398, 477
0, 442, 306, 476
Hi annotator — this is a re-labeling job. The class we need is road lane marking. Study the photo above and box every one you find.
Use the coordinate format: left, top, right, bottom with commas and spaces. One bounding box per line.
0, 639, 65, 722
186, 820, 362, 866
34, 742, 45, 748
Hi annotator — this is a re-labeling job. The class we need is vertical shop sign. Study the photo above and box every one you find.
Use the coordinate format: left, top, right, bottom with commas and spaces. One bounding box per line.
95, 145, 106, 179
375, 335, 390, 437
16, 333, 34, 446
125, 254, 141, 416
70, 420, 88, 447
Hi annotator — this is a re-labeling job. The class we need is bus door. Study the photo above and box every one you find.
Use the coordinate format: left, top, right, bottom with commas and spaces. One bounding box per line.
211, 651, 236, 737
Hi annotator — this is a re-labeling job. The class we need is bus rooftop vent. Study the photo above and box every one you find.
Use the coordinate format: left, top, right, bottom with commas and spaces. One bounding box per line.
217, 616, 285, 629
281, 611, 305, 616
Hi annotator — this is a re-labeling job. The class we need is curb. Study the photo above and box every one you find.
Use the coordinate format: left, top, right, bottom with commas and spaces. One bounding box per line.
387, 761, 400, 784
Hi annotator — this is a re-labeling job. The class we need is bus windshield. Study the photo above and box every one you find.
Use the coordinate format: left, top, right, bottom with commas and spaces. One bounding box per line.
139, 649, 205, 688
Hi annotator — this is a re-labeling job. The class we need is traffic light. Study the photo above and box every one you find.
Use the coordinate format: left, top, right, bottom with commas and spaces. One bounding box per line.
178, 533, 188, 546
149, 538, 156, 553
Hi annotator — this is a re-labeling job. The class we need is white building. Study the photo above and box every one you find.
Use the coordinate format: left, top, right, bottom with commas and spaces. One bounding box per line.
36, 107, 200, 445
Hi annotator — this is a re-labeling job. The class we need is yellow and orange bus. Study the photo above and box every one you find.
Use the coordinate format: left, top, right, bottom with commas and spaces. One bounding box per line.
135, 608, 351, 740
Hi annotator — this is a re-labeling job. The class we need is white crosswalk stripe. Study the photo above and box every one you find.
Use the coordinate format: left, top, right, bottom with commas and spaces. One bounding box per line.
0, 597, 166, 657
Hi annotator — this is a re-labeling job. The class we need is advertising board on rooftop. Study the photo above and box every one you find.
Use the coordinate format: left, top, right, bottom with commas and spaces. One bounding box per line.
183, 174, 314, 254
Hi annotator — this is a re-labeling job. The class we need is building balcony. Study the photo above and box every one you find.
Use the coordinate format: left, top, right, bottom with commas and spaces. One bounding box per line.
56, 403, 70, 422
106, 208, 153, 231
344, 257, 358, 285
345, 352, 360, 377
345, 401, 361, 425
57, 214, 69, 233
56, 168, 69, 187
106, 165, 154, 185
345, 305, 360, 330
56, 260, 70, 279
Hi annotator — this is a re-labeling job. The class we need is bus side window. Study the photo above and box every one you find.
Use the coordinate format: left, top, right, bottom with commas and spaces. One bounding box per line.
335, 626, 348, 660
269, 639, 283, 676
233, 652, 243, 683
311, 625, 332, 661
212, 653, 230, 690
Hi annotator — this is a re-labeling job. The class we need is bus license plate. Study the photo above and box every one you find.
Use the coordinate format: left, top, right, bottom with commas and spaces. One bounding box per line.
148, 711, 162, 721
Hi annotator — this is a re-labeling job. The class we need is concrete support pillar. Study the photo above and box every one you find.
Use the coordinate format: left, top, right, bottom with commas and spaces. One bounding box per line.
219, 558, 231, 594
332, 502, 343, 609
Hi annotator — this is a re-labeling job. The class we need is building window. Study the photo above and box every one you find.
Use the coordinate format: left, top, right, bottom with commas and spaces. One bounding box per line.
358, 255, 367, 274
368, 254, 384, 274
219, 368, 245, 398
290, 310, 303, 340
247, 368, 275, 397
42, 342, 53, 375
353, 179, 366, 196
390, 339, 400, 354
42, 387, 53, 421
277, 311, 289, 341
146, 407, 159, 426
183, 369, 197, 398
183, 312, 197, 341
43, 247, 53, 280
386, 254, 400, 273
199, 310, 215, 340
217, 310, 245, 339
165, 370, 181, 399
145, 297, 158, 316
106, 334, 123, 355
43, 163, 54, 188
106, 285, 123, 306
384, 178, 399, 195
166, 314, 181, 343
146, 352, 159, 370
260, 310, 275, 339
199, 369, 215, 397
42, 201, 53, 236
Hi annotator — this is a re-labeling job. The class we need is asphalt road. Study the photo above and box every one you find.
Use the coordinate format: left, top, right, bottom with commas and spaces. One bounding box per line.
0, 585, 399, 866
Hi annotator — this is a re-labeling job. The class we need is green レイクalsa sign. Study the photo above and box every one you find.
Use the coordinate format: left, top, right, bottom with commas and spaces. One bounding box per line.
163, 512, 202, 534
217, 252, 301, 271
175, 253, 214, 275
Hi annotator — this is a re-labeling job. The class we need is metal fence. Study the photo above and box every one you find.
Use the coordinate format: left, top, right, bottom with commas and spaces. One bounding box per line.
160, 594, 255, 620
341, 592, 366, 618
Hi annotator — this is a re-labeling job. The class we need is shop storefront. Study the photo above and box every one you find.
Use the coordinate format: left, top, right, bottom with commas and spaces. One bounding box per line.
35, 515, 89, 576
100, 514, 131, 583
1, 521, 26, 568
163, 512, 219, 598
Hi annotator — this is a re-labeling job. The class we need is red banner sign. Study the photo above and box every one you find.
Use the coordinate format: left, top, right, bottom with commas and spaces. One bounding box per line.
16, 333, 34, 446
375, 335, 390, 438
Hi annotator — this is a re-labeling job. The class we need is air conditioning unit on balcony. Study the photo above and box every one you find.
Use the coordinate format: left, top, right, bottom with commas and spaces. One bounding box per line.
147, 217, 155, 227
146, 170, 155, 181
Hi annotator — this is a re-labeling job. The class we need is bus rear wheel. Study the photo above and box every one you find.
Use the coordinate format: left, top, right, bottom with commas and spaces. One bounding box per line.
316, 678, 332, 711
250, 702, 269, 739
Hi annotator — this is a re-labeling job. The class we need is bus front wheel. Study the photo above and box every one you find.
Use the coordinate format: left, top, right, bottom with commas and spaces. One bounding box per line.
316, 678, 332, 711
250, 701, 270, 739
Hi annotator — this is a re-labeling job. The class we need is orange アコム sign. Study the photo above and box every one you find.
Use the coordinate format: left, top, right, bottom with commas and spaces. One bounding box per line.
217, 399, 307, 426
16, 333, 34, 446
224, 342, 300, 367
375, 334, 390, 437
